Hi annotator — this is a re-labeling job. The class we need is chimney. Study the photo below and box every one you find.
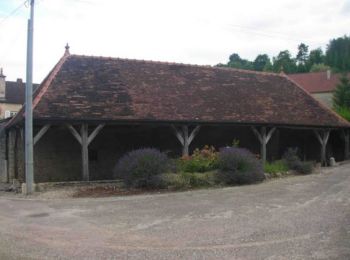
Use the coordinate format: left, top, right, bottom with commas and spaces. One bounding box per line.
0, 68, 6, 99
326, 69, 331, 80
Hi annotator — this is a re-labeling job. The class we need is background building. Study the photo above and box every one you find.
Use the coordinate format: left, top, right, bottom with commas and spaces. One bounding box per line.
0, 68, 39, 119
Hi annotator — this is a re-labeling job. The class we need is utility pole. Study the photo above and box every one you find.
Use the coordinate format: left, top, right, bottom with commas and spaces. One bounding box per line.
25, 0, 35, 194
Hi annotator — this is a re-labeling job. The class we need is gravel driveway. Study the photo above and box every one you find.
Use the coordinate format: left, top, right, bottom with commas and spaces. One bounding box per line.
0, 164, 350, 259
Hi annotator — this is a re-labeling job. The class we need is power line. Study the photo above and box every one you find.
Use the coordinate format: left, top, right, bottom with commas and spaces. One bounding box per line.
0, 0, 28, 26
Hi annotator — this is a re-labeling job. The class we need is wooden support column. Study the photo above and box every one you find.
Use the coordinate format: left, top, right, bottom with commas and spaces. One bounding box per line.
34, 124, 51, 145
81, 124, 89, 181
252, 126, 276, 164
67, 123, 105, 181
341, 129, 350, 160
314, 129, 330, 166
172, 125, 201, 156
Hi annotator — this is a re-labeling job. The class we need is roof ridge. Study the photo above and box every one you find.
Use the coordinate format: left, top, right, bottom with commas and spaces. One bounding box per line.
69, 54, 282, 77
283, 74, 350, 127
32, 54, 71, 109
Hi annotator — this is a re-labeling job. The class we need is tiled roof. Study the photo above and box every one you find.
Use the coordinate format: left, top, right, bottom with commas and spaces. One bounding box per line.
288, 71, 350, 93
1, 79, 39, 104
9, 54, 350, 128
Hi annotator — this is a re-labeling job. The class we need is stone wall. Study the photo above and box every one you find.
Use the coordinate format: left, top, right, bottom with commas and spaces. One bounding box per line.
31, 124, 290, 182
4, 124, 345, 183
0, 130, 7, 182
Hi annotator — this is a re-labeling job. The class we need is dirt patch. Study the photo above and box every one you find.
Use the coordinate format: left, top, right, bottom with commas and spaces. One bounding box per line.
72, 186, 170, 198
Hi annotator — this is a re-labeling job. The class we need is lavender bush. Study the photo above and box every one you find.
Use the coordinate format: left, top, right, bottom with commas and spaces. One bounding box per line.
217, 147, 264, 184
114, 148, 172, 188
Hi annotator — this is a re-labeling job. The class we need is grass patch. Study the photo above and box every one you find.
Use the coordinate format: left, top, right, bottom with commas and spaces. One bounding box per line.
162, 171, 219, 190
264, 160, 289, 174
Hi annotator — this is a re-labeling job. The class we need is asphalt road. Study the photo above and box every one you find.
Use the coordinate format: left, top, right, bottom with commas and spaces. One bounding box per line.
0, 164, 350, 260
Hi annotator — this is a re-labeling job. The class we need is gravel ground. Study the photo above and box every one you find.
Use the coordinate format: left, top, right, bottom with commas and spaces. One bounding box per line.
0, 164, 349, 259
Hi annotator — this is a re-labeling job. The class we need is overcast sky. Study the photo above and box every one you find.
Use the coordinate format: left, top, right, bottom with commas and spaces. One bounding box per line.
0, 0, 349, 82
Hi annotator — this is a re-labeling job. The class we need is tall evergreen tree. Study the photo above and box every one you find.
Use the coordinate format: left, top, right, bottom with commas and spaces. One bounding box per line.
326, 35, 350, 72
296, 43, 309, 73
333, 74, 350, 109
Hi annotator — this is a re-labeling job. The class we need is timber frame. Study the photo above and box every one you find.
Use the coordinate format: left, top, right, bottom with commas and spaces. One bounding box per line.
252, 126, 276, 164
3, 121, 349, 185
67, 123, 105, 181
172, 125, 201, 156
314, 129, 330, 166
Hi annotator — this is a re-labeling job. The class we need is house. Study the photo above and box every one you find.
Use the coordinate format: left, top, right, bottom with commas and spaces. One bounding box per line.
1, 47, 349, 184
0, 68, 39, 119
288, 71, 350, 108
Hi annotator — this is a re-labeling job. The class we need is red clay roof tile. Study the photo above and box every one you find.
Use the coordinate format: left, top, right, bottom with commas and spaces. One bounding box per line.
8, 54, 350, 128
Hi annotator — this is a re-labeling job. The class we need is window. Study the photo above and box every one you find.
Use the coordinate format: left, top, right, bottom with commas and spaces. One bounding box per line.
4, 110, 17, 118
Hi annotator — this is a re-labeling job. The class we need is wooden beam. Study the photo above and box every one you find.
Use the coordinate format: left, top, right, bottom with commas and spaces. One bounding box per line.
34, 124, 50, 145
88, 124, 105, 145
171, 125, 184, 146
252, 127, 276, 164
314, 129, 330, 166
81, 124, 89, 181
182, 125, 189, 156
172, 125, 201, 156
66, 123, 105, 181
266, 127, 276, 143
252, 127, 263, 143
188, 126, 201, 144
66, 124, 82, 145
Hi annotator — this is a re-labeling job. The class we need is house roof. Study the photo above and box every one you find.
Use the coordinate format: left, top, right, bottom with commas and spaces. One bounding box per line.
0, 79, 39, 104
288, 71, 350, 94
8, 53, 350, 128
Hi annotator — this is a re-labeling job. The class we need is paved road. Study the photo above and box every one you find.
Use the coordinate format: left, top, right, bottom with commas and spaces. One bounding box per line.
0, 165, 350, 260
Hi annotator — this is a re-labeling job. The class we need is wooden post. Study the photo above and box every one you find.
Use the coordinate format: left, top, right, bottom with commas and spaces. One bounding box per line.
67, 123, 105, 181
341, 129, 350, 160
314, 129, 330, 166
252, 126, 276, 164
33, 124, 51, 145
81, 124, 89, 181
172, 125, 201, 156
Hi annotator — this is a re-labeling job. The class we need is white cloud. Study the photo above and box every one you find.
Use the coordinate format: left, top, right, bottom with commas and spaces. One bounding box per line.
0, 0, 349, 82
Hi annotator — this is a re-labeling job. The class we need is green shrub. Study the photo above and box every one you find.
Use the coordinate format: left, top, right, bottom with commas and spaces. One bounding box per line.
162, 171, 218, 189
283, 148, 300, 169
294, 161, 314, 175
335, 106, 350, 121
283, 148, 314, 175
264, 160, 289, 174
217, 147, 264, 185
178, 145, 218, 173
114, 148, 172, 188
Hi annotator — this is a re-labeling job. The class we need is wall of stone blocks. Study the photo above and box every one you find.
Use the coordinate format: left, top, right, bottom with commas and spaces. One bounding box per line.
0, 131, 7, 182
5, 124, 344, 183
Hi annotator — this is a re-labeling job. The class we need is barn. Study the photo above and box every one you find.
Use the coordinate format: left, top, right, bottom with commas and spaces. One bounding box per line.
1, 47, 349, 183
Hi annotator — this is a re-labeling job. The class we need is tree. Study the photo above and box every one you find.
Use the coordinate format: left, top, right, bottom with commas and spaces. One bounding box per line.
227, 53, 253, 70
296, 43, 309, 72
253, 54, 272, 71
272, 50, 297, 73
307, 48, 325, 66
326, 35, 350, 72
296, 43, 309, 63
309, 63, 330, 72
333, 74, 350, 109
